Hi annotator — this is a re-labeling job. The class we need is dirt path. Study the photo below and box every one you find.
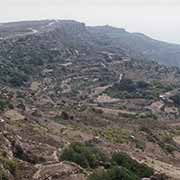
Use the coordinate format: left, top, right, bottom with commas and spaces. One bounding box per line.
33, 162, 63, 180
96, 107, 136, 116
33, 150, 59, 179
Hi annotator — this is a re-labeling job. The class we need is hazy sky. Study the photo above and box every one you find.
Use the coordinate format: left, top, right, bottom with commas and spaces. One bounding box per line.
1, 0, 180, 44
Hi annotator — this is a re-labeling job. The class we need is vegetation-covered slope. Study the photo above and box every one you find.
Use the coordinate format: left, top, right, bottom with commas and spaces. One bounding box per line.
0, 20, 180, 180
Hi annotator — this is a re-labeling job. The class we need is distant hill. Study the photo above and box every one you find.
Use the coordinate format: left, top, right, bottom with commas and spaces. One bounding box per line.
88, 25, 180, 67
0, 20, 180, 67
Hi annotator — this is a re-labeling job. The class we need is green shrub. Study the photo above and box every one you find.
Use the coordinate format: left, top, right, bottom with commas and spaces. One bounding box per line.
9, 71, 29, 87
105, 79, 172, 100
53, 115, 65, 124
0, 170, 8, 180
134, 140, 145, 151
60, 142, 108, 169
0, 99, 13, 111
164, 144, 177, 153
88, 166, 140, 180
98, 128, 130, 144
111, 152, 153, 178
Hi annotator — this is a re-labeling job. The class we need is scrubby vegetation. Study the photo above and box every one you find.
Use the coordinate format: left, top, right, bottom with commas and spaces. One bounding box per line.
105, 79, 174, 100
88, 166, 140, 180
61, 142, 154, 179
0, 99, 13, 111
60, 142, 108, 169
134, 139, 146, 151
111, 152, 154, 178
140, 125, 180, 154
95, 128, 130, 144
9, 71, 29, 87
88, 151, 154, 180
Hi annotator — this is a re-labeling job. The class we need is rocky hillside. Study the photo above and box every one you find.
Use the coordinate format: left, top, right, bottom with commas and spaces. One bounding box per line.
0, 20, 180, 180
1, 20, 180, 68
88, 25, 180, 67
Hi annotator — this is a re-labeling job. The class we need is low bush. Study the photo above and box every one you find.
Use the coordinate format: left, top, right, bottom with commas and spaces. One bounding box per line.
60, 142, 108, 169
88, 166, 140, 180
9, 71, 29, 87
0, 100, 9, 111
60, 143, 154, 179
0, 99, 13, 111
0, 169, 8, 180
111, 152, 154, 178
105, 79, 173, 101
97, 128, 130, 144
134, 139, 146, 151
